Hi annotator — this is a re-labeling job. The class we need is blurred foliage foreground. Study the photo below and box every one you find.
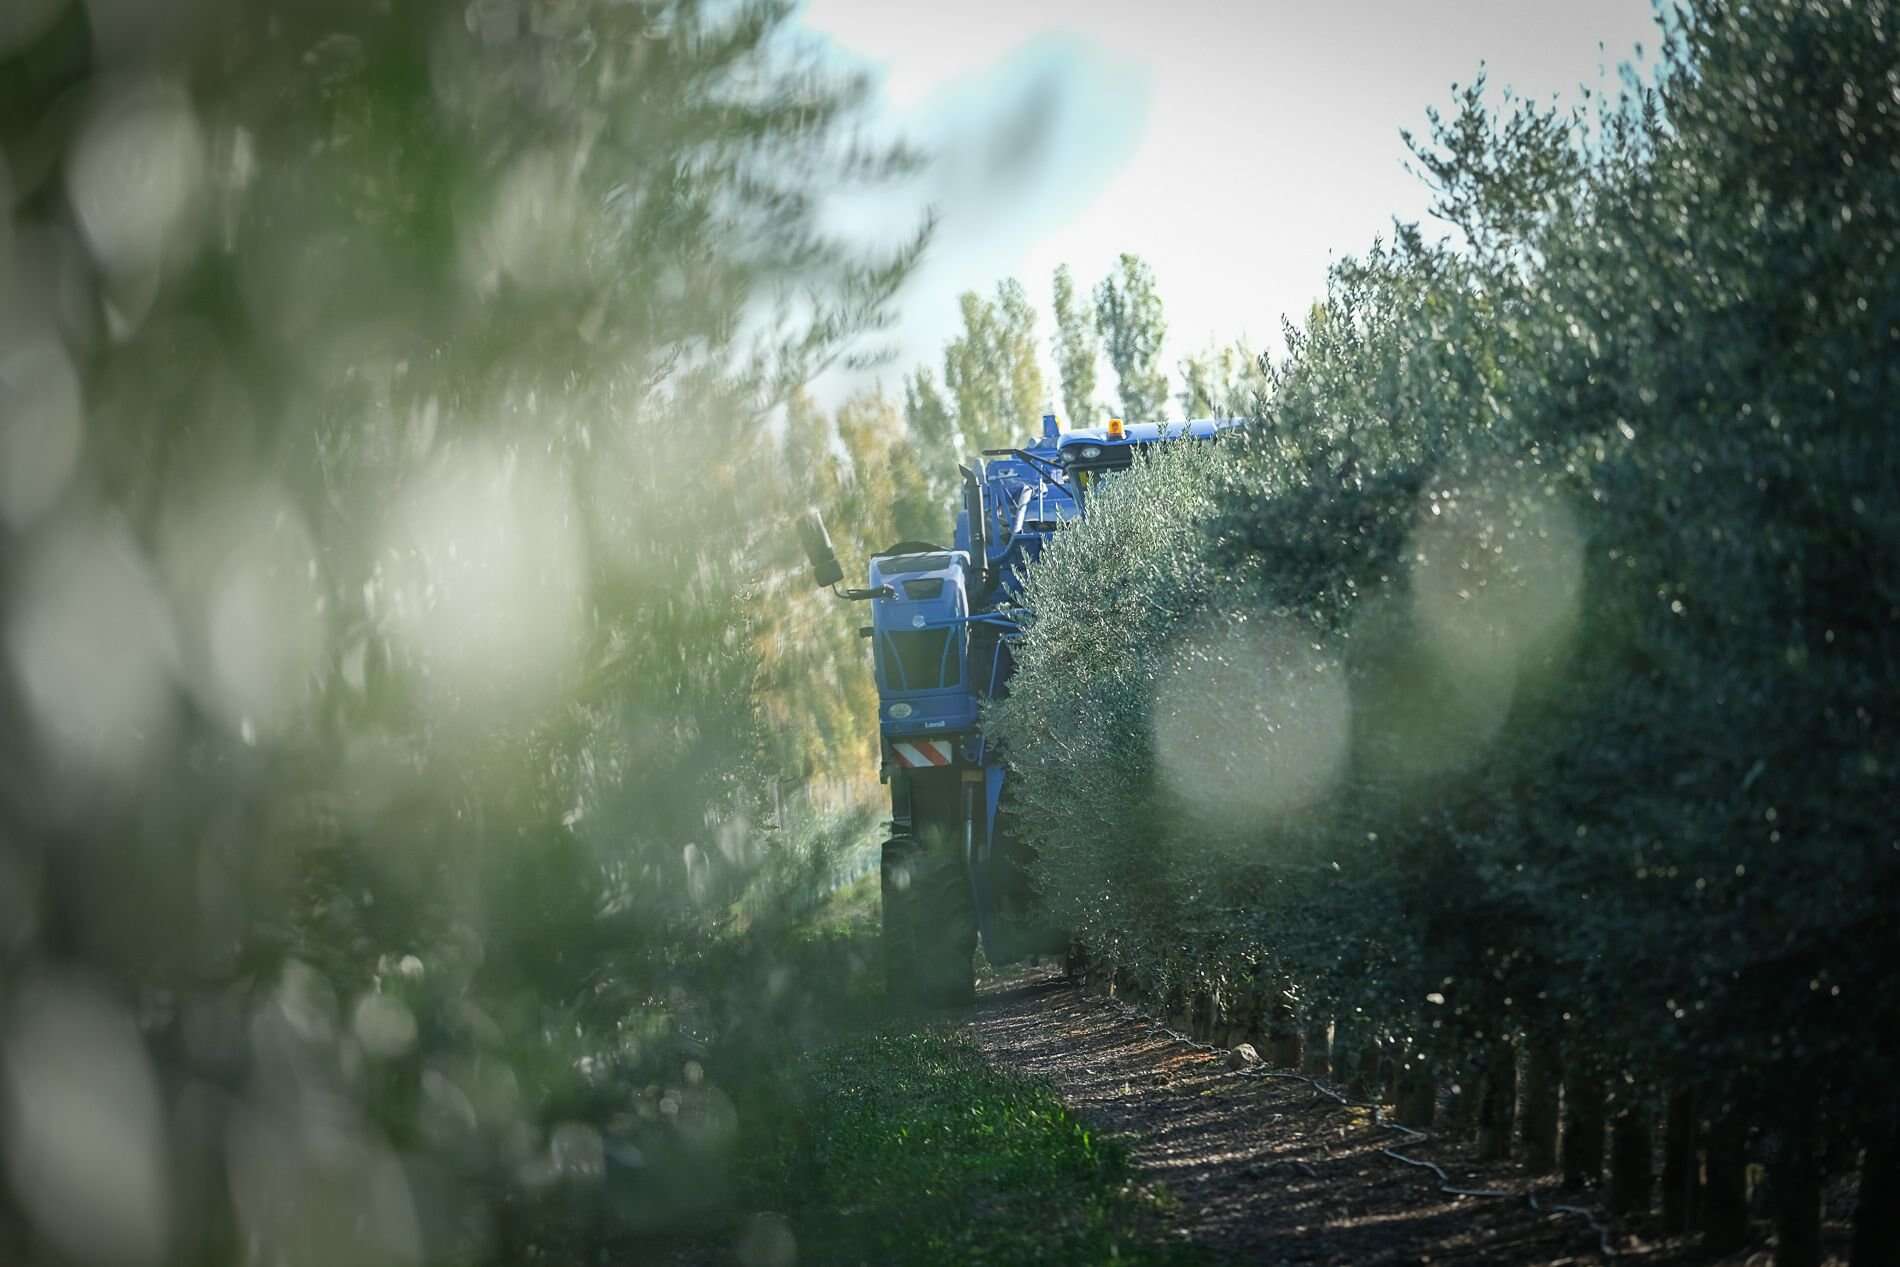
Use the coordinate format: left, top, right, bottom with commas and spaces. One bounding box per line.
996, 1, 1899, 1262
0, 1, 928, 1263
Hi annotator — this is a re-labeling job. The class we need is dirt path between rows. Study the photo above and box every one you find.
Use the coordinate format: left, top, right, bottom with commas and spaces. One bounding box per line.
967, 966, 1668, 1267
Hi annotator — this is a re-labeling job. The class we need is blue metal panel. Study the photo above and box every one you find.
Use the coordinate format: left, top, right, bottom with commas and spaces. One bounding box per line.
878, 689, 978, 738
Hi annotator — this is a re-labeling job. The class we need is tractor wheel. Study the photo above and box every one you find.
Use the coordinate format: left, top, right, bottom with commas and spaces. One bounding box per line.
880, 834, 921, 996
881, 771, 974, 1007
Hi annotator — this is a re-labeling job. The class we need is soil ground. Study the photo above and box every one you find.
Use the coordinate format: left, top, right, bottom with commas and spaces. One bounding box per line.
965, 965, 1852, 1267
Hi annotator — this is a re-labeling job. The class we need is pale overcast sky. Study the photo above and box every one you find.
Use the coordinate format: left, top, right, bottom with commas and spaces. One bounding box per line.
798, 0, 1664, 419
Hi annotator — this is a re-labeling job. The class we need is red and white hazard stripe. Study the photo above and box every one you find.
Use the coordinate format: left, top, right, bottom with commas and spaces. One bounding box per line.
891, 739, 955, 768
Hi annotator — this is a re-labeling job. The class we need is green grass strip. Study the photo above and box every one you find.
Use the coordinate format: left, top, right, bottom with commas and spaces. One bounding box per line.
743, 1027, 1203, 1266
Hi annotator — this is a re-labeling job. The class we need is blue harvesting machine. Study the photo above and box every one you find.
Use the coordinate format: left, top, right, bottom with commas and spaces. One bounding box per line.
798, 413, 1242, 1002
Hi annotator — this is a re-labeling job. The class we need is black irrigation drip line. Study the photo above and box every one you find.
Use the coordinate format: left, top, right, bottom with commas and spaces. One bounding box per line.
1094, 993, 1619, 1260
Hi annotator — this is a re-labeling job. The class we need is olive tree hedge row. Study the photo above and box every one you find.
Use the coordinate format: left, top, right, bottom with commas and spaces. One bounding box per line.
994, 2, 1899, 1261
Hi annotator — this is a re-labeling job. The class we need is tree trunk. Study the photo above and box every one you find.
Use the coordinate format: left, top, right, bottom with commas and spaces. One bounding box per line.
1162, 978, 1188, 1033
1267, 985, 1303, 1069
1352, 1036, 1382, 1101
1302, 1015, 1333, 1078
1562, 1060, 1607, 1188
1397, 1054, 1436, 1129
1189, 989, 1216, 1043
1215, 986, 1243, 1048
1662, 1088, 1698, 1234
1329, 1014, 1357, 1086
1702, 1111, 1751, 1254
1477, 1036, 1518, 1162
1520, 1033, 1562, 1173
1852, 1127, 1900, 1267
1610, 1102, 1654, 1218
1447, 1050, 1481, 1137
1772, 1116, 1823, 1267
1066, 939, 1090, 984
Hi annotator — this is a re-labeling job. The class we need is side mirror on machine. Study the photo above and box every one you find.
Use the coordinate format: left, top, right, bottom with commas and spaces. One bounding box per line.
960, 465, 988, 580
798, 509, 845, 589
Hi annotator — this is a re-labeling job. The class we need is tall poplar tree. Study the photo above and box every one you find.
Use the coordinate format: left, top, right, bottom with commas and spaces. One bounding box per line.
943, 278, 1045, 453
1051, 263, 1101, 425
1093, 253, 1171, 420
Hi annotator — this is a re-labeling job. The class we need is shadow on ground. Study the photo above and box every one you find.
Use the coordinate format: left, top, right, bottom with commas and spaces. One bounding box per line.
967, 966, 1848, 1266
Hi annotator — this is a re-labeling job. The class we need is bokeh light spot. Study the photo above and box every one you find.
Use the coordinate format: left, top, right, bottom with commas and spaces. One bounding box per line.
352, 993, 419, 1061
6, 513, 179, 786
382, 446, 588, 718
736, 1210, 798, 1267
1152, 620, 1351, 828
66, 80, 207, 327
1408, 473, 1584, 688
0, 334, 84, 528
2, 972, 170, 1267
462, 148, 579, 296
0, 0, 69, 59
159, 484, 325, 742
